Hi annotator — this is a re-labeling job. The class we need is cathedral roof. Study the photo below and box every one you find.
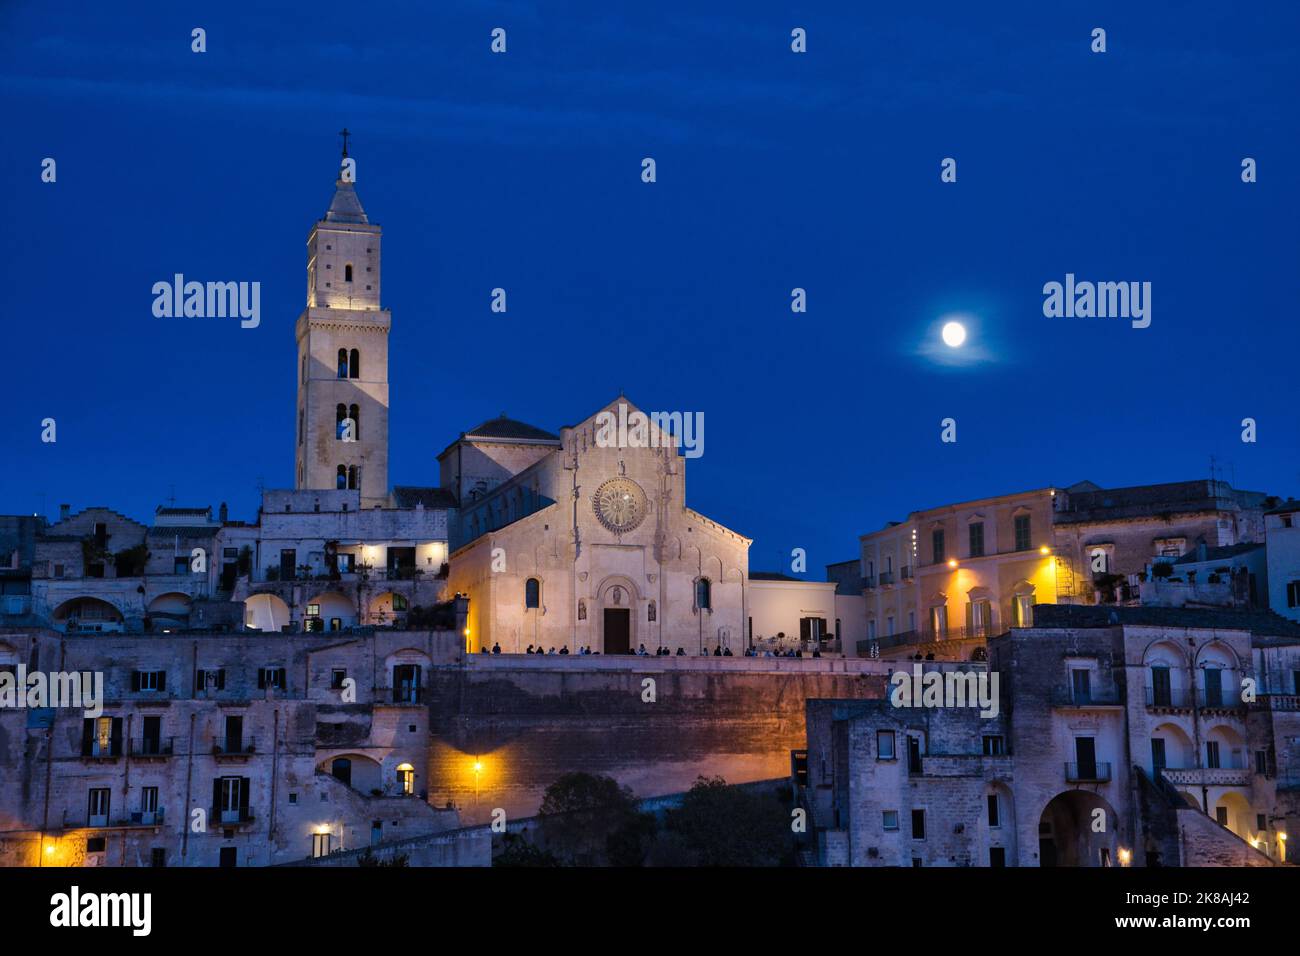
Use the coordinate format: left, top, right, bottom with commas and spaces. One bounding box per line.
324, 179, 369, 224
391, 486, 458, 509
464, 415, 559, 443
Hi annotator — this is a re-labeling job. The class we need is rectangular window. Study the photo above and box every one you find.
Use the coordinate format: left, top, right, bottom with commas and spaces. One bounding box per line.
1014, 514, 1031, 552
910, 809, 926, 840
151, 847, 166, 867
882, 810, 899, 831
1152, 738, 1166, 772
331, 668, 347, 689
257, 667, 286, 690
1255, 750, 1268, 775
196, 668, 225, 692
989, 847, 1006, 867
1150, 666, 1172, 706
141, 786, 159, 823
134, 670, 166, 693
219, 777, 244, 824
987, 794, 1000, 828
1071, 668, 1092, 704
88, 788, 110, 826
932, 529, 945, 564
312, 832, 332, 858
1075, 737, 1097, 778
173, 556, 189, 574
1206, 740, 1221, 769
907, 736, 922, 774
968, 522, 984, 558
1257, 814, 1267, 832
1288, 581, 1300, 608
877, 730, 896, 760
982, 735, 1006, 756
1203, 668, 1223, 707
1215, 806, 1229, 827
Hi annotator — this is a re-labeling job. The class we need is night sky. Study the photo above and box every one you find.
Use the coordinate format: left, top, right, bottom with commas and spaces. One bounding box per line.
3, 1, 1297, 576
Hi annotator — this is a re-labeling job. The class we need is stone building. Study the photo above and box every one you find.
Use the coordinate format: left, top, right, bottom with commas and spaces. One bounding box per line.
0, 603, 486, 867
851, 479, 1282, 661
1265, 500, 1300, 623
444, 398, 751, 655
797, 604, 1300, 866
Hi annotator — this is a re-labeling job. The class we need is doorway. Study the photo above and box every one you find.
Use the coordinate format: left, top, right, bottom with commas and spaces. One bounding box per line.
603, 608, 631, 654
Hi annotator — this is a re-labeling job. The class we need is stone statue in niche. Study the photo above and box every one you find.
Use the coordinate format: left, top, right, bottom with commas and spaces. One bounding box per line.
577, 599, 586, 621
647, 600, 656, 622
611, 587, 623, 605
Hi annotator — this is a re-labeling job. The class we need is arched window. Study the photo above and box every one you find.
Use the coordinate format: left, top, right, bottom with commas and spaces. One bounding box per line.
336, 465, 347, 490
349, 348, 360, 379
696, 578, 711, 610
337, 348, 348, 379
349, 404, 360, 439
336, 404, 347, 440
525, 578, 540, 609
347, 465, 359, 490
344, 263, 353, 282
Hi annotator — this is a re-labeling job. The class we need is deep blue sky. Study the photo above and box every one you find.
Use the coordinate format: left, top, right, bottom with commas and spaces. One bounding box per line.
3, 1, 1297, 576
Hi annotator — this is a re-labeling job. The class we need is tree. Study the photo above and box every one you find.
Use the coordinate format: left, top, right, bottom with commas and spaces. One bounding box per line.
494, 832, 561, 867
664, 776, 792, 867
538, 772, 641, 866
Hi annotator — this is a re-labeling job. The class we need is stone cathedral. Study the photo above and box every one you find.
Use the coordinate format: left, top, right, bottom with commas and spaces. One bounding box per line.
291, 149, 751, 652
294, 148, 391, 507
441, 399, 752, 655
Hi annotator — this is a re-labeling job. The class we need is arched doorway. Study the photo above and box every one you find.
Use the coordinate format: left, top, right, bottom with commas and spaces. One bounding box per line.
1038, 791, 1121, 867
597, 577, 638, 654
244, 593, 291, 632
52, 597, 124, 633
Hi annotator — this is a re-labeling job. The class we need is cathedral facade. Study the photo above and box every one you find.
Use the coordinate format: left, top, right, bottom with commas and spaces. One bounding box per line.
442, 400, 751, 655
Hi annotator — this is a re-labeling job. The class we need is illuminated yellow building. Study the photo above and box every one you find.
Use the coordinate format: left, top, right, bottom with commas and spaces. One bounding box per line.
857, 486, 1059, 659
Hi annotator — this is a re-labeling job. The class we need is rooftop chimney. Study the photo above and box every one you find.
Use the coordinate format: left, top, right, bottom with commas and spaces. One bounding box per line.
219, 502, 228, 523
59, 503, 70, 521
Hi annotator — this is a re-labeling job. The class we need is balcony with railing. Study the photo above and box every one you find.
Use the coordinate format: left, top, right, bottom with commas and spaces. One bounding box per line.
80, 739, 123, 760
1051, 684, 1123, 708
212, 736, 256, 758
1251, 694, 1300, 712
862, 575, 877, 589
214, 807, 255, 826
1065, 761, 1112, 783
62, 807, 166, 830
878, 571, 895, 586
129, 736, 175, 758
1145, 685, 1193, 710
1159, 766, 1251, 787
874, 623, 1007, 651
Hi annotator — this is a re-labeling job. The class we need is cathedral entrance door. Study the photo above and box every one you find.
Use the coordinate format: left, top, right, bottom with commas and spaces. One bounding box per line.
603, 609, 631, 655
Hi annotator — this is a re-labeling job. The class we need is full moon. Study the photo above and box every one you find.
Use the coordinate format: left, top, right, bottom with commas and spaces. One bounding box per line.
941, 321, 967, 348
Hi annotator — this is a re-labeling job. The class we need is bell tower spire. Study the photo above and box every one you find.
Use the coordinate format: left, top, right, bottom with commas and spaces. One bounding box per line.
293, 138, 391, 506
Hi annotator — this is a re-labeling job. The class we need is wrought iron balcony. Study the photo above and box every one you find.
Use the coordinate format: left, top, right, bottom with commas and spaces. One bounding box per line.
1050, 685, 1123, 707
130, 736, 175, 757
1065, 761, 1111, 782
1145, 685, 1193, 709
212, 737, 256, 757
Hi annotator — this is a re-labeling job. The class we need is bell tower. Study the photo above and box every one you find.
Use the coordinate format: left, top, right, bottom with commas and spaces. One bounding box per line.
294, 133, 390, 506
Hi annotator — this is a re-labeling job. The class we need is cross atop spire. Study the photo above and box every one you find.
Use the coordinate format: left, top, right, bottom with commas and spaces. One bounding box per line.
339, 127, 351, 159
